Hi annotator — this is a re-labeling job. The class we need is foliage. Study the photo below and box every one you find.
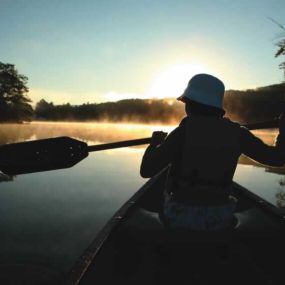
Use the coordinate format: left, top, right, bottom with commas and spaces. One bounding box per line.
0, 62, 33, 122
271, 19, 285, 79
34, 98, 184, 124
34, 83, 285, 124
224, 83, 285, 123
276, 38, 285, 78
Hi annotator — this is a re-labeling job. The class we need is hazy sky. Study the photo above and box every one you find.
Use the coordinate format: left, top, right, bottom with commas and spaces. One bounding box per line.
1, 0, 284, 105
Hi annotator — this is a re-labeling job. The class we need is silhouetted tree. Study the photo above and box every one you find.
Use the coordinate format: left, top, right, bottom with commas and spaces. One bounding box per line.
276, 38, 285, 79
271, 19, 285, 79
35, 99, 55, 120
0, 62, 33, 122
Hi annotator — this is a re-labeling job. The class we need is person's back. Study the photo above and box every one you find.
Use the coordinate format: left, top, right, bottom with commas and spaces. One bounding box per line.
168, 116, 240, 205
140, 73, 285, 230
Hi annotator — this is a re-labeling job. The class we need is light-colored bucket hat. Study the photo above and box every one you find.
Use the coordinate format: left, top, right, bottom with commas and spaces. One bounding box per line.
177, 73, 225, 110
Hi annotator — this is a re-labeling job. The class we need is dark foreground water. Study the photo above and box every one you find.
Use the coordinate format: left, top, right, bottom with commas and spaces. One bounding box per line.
0, 122, 284, 274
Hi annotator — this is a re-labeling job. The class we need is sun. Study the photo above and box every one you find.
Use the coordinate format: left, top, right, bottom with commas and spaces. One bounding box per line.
147, 63, 208, 99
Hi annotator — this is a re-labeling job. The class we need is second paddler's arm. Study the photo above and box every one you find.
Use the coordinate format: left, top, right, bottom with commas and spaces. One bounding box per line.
241, 115, 285, 167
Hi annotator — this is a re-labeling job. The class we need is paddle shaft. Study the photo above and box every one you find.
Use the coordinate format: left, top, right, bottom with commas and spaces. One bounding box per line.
87, 138, 152, 152
244, 118, 279, 131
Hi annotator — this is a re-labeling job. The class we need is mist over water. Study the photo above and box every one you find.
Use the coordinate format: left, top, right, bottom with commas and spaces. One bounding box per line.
0, 121, 174, 145
0, 122, 284, 273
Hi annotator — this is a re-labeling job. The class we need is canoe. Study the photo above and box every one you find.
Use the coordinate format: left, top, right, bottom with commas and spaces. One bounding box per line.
66, 168, 285, 285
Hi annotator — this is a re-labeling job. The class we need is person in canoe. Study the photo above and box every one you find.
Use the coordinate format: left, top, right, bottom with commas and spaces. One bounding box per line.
140, 73, 285, 231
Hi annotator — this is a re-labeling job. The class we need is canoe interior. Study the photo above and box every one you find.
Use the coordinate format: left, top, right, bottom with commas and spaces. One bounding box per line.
71, 169, 285, 285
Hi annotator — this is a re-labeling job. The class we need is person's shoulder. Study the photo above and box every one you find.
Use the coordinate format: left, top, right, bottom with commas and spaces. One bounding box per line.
166, 117, 188, 139
222, 117, 242, 129
178, 116, 189, 127
176, 116, 191, 134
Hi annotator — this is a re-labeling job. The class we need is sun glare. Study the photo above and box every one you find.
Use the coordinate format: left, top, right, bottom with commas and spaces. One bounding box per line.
147, 64, 208, 99
103, 63, 209, 102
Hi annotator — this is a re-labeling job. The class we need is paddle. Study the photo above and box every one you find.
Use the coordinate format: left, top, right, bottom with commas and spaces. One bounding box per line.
0, 137, 152, 175
0, 118, 279, 175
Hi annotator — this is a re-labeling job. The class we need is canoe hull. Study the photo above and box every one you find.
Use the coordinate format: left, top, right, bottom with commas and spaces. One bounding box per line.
68, 168, 285, 285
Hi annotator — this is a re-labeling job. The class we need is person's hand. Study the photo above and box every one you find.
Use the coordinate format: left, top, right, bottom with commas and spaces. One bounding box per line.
150, 131, 168, 146
279, 114, 285, 134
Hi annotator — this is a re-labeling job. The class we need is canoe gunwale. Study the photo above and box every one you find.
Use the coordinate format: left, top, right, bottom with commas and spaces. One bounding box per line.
65, 168, 167, 285
233, 182, 285, 220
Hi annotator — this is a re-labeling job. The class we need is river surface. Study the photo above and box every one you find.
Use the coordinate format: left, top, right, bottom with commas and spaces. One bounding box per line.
0, 121, 284, 274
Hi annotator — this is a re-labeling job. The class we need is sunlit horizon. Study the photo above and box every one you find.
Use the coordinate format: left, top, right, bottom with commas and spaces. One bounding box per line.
1, 1, 284, 106
28, 60, 279, 106
103, 63, 209, 102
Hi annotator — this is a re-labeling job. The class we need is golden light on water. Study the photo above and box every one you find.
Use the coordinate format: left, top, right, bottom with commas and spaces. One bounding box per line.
0, 122, 277, 148
0, 121, 175, 146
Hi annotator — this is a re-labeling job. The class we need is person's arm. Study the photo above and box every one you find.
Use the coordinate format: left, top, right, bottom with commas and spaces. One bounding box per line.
241, 115, 285, 167
140, 119, 186, 178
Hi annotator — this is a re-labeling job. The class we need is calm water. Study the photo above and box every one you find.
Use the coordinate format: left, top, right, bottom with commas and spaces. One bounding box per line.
0, 122, 284, 274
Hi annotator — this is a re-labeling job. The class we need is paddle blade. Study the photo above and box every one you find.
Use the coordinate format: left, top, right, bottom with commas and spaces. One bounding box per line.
0, 137, 88, 175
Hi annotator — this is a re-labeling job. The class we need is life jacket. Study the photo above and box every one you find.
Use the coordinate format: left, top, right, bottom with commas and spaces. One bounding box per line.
166, 116, 241, 205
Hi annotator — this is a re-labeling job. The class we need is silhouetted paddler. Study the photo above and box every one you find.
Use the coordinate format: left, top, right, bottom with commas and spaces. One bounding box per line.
140, 73, 285, 230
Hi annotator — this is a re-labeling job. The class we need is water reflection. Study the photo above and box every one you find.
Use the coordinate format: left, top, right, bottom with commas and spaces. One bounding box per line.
0, 122, 151, 272
0, 121, 173, 145
0, 122, 284, 274
0, 145, 145, 272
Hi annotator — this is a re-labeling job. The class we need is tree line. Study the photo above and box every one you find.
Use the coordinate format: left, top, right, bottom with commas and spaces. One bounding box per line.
33, 83, 284, 124
224, 83, 285, 123
34, 98, 184, 124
